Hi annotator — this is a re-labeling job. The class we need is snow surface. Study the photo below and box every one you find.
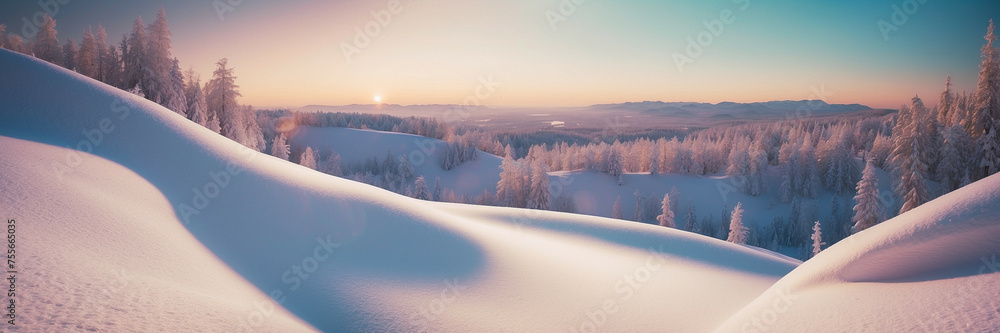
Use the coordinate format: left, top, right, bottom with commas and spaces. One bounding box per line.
1, 49, 998, 332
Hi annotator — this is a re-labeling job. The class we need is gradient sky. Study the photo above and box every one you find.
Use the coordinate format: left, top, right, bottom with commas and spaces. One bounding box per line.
2, 0, 998, 109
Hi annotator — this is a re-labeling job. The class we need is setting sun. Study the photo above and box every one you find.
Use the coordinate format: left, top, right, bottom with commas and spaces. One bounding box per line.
374, 95, 382, 104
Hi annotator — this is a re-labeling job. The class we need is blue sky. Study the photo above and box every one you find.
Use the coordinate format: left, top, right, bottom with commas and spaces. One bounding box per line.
1, 0, 998, 108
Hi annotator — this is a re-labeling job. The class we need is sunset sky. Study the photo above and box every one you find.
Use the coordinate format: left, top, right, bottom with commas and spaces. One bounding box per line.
2, 0, 998, 109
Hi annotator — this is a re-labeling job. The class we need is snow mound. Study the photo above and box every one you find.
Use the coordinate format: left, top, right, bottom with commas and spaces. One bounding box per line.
0, 49, 797, 332
715, 173, 1000, 332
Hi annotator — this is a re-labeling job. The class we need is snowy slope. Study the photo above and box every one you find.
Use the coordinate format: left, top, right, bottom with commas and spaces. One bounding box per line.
289, 126, 502, 197
715, 172, 1000, 332
0, 49, 797, 331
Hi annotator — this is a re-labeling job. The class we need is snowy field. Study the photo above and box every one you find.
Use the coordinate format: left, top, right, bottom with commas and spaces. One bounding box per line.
2, 48, 1000, 333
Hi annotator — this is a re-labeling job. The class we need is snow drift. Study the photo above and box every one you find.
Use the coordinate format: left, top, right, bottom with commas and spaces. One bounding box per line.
1, 48, 998, 332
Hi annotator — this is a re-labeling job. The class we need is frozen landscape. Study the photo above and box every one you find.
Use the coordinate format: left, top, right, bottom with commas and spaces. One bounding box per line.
2, 1, 1000, 332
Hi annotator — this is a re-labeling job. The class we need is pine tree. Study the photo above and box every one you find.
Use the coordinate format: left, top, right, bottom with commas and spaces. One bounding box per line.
123, 17, 152, 97
397, 154, 415, 183
726, 202, 748, 244
939, 76, 955, 126
184, 69, 209, 126
271, 133, 289, 160
206, 58, 243, 140
938, 124, 971, 193
810, 221, 825, 258
852, 160, 885, 234
656, 194, 675, 228
633, 189, 644, 222
972, 20, 1000, 179
433, 177, 443, 201
145, 8, 179, 108
779, 169, 793, 203
891, 96, 932, 214
33, 14, 63, 64
321, 150, 343, 177
526, 160, 551, 210
78, 27, 97, 78
300, 147, 317, 170
61, 39, 76, 70
608, 149, 623, 185
684, 202, 699, 232
497, 152, 519, 207
412, 176, 431, 200
166, 58, 187, 115
96, 26, 118, 86
611, 196, 623, 219
5, 34, 26, 55
382, 147, 397, 175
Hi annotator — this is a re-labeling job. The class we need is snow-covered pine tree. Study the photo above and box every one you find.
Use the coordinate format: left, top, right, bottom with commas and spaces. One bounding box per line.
900, 140, 931, 213
939, 76, 955, 126
526, 160, 551, 210
810, 221, 825, 258
972, 20, 1000, 180
684, 202, 699, 232
123, 17, 153, 98
632, 189, 644, 222
4, 34, 26, 55
33, 14, 63, 64
396, 154, 416, 184
184, 69, 209, 126
206, 58, 243, 140
166, 58, 187, 116
649, 148, 659, 177
937, 124, 971, 193
497, 152, 519, 207
852, 160, 884, 233
433, 177, 443, 201
656, 194, 675, 228
412, 176, 430, 200
96, 26, 119, 86
382, 147, 397, 175
608, 149, 623, 185
321, 150, 343, 177
61, 39, 76, 71
300, 147, 317, 170
270, 133, 289, 160
78, 27, 97, 78
726, 202, 748, 244
612, 196, 623, 220
146, 8, 181, 109
779, 169, 793, 204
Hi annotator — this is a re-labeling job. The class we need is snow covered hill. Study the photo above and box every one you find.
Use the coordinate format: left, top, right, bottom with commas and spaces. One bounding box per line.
1, 48, 998, 332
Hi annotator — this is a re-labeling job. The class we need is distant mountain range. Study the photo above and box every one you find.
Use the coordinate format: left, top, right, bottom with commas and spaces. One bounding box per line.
590, 100, 873, 118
